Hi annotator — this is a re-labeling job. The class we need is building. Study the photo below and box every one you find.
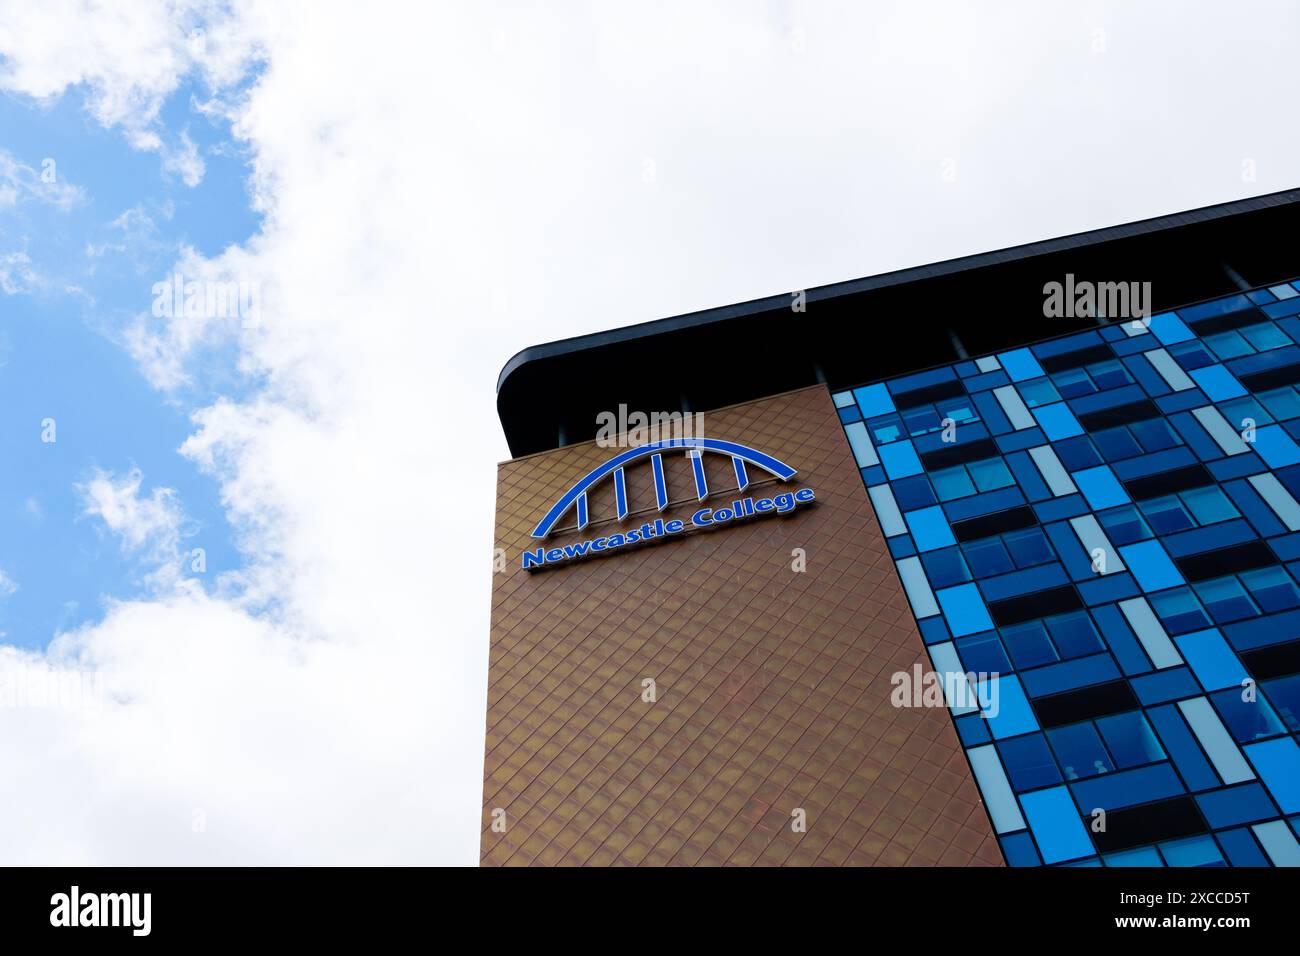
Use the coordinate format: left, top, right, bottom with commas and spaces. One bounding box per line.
484, 188, 1300, 867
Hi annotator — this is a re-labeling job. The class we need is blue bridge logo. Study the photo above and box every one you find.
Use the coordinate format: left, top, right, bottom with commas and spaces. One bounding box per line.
523, 437, 815, 570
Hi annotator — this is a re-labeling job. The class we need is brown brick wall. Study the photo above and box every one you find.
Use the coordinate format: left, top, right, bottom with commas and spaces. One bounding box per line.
482, 385, 1001, 866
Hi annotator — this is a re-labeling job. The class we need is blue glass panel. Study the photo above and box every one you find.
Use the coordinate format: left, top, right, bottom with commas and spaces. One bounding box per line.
1159, 835, 1225, 867
1045, 611, 1104, 658
1181, 485, 1239, 525
1003, 527, 1055, 568
1104, 846, 1163, 866
1047, 722, 1114, 780
1193, 576, 1258, 624
1149, 587, 1211, 635
920, 547, 971, 588
1002, 620, 1059, 668
1263, 673, 1300, 732
969, 457, 1014, 492
1240, 565, 1300, 613
936, 583, 994, 637
1243, 737, 1300, 813
1097, 504, 1152, 545
1054, 436, 1102, 471
1210, 688, 1287, 742
891, 474, 936, 510
1074, 465, 1129, 510
1093, 426, 1142, 461
963, 537, 1014, 576
997, 733, 1063, 791
1019, 377, 1059, 408
955, 632, 1011, 674
1139, 495, 1195, 534
932, 465, 975, 501
1095, 711, 1165, 768
1020, 786, 1095, 864
1119, 539, 1184, 592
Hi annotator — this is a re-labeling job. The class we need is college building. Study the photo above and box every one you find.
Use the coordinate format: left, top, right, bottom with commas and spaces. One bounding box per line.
484, 188, 1300, 866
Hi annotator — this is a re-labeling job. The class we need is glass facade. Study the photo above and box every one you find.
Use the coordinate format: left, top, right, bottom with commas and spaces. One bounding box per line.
835, 280, 1300, 867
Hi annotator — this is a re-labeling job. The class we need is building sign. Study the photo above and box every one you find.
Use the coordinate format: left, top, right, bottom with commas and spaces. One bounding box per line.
523, 437, 815, 570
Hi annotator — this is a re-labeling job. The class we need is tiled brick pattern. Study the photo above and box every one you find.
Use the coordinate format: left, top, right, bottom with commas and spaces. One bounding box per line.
483, 385, 1001, 866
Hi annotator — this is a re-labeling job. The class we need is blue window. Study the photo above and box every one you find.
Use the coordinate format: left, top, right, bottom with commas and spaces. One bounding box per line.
1048, 722, 1115, 780
931, 465, 974, 501
1074, 465, 1129, 510
955, 632, 1011, 674
1241, 565, 1300, 612
1093, 426, 1142, 461
892, 475, 936, 510
921, 547, 972, 588
1149, 587, 1211, 635
1241, 322, 1290, 351
1204, 330, 1254, 361
963, 536, 1014, 576
1169, 339, 1216, 370
1090, 359, 1131, 390
1003, 527, 1055, 568
969, 457, 1014, 492
1097, 505, 1152, 545
1002, 620, 1059, 668
902, 406, 942, 437
1019, 377, 1059, 408
1033, 402, 1084, 440
1211, 688, 1287, 742
1139, 495, 1194, 534
1220, 395, 1273, 427
867, 414, 903, 444
1045, 611, 1104, 658
935, 583, 994, 637
938, 396, 979, 425
1259, 385, 1300, 421
880, 440, 923, 479
1180, 486, 1239, 526
1054, 436, 1102, 471
1193, 576, 1258, 624
1051, 359, 1131, 399
1020, 786, 1095, 864
1092, 418, 1183, 463
997, 734, 1062, 791
1119, 539, 1183, 592
1000, 611, 1103, 670
1053, 367, 1094, 399
1263, 674, 1300, 732
932, 457, 1014, 502
1130, 417, 1181, 452
1095, 711, 1165, 768
1159, 835, 1225, 867
963, 526, 1055, 576
905, 505, 956, 552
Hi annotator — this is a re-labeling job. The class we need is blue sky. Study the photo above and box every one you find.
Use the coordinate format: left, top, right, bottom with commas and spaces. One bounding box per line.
0, 80, 258, 647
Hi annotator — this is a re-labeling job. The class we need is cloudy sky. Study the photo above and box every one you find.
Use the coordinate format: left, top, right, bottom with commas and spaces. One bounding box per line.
0, 1, 1297, 865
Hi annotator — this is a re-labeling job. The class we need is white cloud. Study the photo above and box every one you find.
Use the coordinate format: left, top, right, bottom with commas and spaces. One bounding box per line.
79, 468, 189, 591
0, 251, 37, 295
0, 0, 258, 185
0, 149, 83, 209
0, 0, 1298, 867
0, 569, 16, 600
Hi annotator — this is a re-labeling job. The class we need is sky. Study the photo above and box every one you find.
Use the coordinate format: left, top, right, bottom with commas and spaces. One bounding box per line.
0, 0, 1297, 865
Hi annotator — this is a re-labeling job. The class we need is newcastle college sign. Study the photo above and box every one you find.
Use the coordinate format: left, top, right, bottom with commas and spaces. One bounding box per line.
522, 437, 815, 570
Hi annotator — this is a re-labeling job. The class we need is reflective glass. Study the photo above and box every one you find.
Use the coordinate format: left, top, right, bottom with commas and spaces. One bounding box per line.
1048, 722, 1114, 780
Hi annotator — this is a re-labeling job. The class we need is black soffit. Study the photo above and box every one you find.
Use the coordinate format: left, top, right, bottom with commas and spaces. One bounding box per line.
497, 188, 1300, 457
